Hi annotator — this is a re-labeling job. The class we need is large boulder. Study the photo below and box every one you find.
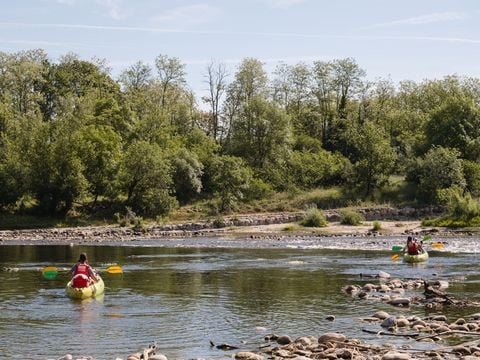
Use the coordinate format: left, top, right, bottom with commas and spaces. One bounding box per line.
318, 332, 347, 344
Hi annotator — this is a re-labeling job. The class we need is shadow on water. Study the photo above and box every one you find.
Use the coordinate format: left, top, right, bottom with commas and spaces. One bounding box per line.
1, 243, 480, 358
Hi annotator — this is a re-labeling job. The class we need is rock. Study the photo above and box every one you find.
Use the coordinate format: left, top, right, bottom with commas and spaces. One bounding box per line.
449, 324, 469, 331
149, 355, 168, 360
273, 349, 291, 357
453, 318, 466, 325
127, 353, 141, 360
362, 283, 376, 292
235, 351, 264, 360
377, 271, 391, 279
60, 355, 73, 360
432, 280, 449, 289
470, 313, 480, 320
381, 352, 411, 360
388, 298, 410, 307
396, 318, 410, 327
276, 335, 292, 345
325, 315, 335, 321
432, 315, 447, 322
295, 336, 314, 347
381, 316, 397, 328
451, 346, 471, 355
378, 284, 391, 293
372, 311, 390, 320
318, 332, 346, 344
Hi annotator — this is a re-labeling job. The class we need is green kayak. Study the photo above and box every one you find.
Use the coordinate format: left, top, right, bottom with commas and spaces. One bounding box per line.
403, 251, 429, 263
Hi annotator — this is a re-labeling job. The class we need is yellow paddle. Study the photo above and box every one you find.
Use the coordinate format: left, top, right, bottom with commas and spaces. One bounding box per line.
41, 264, 123, 279
391, 254, 400, 261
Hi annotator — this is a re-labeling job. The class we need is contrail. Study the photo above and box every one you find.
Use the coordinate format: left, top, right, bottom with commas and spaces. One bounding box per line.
0, 22, 479, 44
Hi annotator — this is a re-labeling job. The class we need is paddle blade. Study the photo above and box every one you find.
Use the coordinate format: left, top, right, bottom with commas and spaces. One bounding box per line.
105, 265, 123, 274
392, 246, 403, 251
423, 235, 432, 241
391, 254, 400, 261
431, 243, 444, 249
42, 266, 59, 279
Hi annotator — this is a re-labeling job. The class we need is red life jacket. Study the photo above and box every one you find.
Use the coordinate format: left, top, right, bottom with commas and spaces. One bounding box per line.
407, 243, 418, 255
72, 263, 90, 288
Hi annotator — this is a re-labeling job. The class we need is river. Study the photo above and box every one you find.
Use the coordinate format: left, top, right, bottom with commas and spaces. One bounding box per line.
1, 235, 479, 359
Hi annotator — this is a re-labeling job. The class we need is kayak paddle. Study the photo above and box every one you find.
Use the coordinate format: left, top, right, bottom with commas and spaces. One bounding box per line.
391, 245, 403, 251
41, 264, 123, 279
391, 254, 400, 261
42, 266, 59, 279
102, 265, 123, 274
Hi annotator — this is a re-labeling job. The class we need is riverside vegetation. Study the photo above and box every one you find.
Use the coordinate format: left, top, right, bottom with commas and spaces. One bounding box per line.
1, 50, 480, 229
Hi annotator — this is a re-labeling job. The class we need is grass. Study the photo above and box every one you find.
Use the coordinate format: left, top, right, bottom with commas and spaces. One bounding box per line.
0, 178, 430, 230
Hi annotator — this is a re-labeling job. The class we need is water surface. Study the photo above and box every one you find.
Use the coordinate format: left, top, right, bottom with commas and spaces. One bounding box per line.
1, 237, 479, 359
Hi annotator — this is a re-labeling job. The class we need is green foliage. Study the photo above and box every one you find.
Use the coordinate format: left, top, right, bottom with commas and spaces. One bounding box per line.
210, 155, 253, 213
288, 150, 351, 189
299, 206, 328, 227
372, 221, 382, 231
114, 207, 144, 228
463, 160, 480, 197
425, 98, 480, 159
171, 148, 204, 204
340, 209, 365, 225
121, 141, 177, 216
2, 50, 480, 225
349, 122, 396, 196
408, 146, 466, 203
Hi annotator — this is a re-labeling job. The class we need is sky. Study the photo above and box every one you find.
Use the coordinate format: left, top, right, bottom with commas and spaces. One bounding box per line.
1, 0, 479, 101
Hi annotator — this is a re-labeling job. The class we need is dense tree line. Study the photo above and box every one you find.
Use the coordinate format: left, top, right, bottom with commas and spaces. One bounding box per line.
1, 49, 480, 217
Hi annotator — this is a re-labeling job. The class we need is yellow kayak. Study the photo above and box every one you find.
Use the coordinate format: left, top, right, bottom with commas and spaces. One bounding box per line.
403, 251, 429, 263
66, 276, 105, 299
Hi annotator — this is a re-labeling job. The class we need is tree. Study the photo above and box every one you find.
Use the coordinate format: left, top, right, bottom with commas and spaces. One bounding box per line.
121, 141, 177, 215
154, 54, 186, 109
408, 146, 466, 203
226, 97, 292, 173
202, 61, 228, 140
78, 125, 123, 204
425, 98, 480, 158
171, 148, 204, 205
210, 155, 252, 212
350, 122, 396, 196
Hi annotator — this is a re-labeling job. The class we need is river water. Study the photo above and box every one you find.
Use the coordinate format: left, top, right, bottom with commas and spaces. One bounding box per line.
1, 235, 480, 359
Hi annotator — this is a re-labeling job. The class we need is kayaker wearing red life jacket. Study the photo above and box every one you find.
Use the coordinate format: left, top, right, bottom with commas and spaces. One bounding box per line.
71, 253, 98, 288
405, 236, 419, 255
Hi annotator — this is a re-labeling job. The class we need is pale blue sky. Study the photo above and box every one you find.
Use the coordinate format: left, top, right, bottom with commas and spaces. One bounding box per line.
1, 0, 479, 98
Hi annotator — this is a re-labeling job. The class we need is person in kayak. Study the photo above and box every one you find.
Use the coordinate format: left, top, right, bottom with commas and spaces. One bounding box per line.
70, 253, 98, 288
404, 236, 419, 255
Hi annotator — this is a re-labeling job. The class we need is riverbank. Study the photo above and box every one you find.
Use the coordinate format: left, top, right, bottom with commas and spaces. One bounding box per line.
0, 216, 471, 245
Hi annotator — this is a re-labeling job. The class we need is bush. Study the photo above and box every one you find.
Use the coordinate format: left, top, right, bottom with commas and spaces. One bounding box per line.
372, 221, 382, 231
299, 207, 328, 227
340, 209, 365, 225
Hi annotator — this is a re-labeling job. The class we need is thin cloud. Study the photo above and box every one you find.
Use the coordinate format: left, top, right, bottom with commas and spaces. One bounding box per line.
266, 0, 308, 9
362, 11, 469, 29
1, 22, 479, 45
150, 4, 221, 27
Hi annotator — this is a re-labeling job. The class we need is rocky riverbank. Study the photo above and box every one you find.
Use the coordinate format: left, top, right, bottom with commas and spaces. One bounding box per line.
0, 206, 466, 245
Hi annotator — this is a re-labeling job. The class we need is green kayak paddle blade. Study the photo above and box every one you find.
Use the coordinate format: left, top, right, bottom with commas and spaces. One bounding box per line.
391, 245, 403, 251
42, 270, 58, 279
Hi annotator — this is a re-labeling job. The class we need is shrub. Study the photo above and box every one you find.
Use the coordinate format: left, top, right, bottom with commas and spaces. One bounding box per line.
372, 221, 382, 231
299, 207, 328, 227
340, 209, 365, 226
